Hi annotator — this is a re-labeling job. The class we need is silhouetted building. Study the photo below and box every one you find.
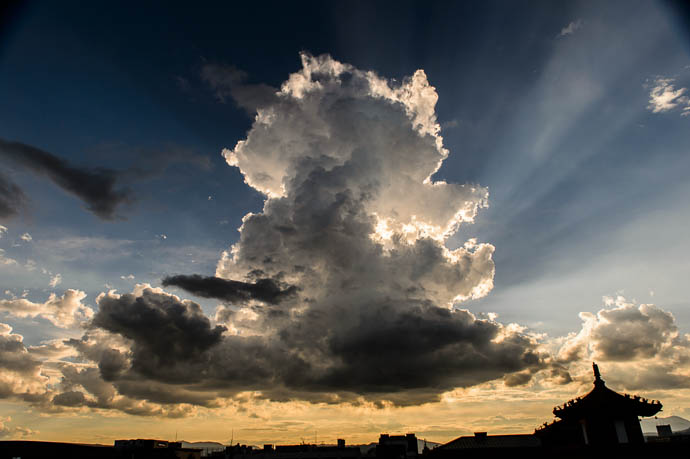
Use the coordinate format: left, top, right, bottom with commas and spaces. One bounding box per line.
209, 443, 255, 459
436, 431, 541, 451
657, 424, 673, 438
426, 363, 688, 458
210, 441, 362, 459
376, 433, 417, 459
115, 439, 181, 449
646, 423, 690, 445
426, 431, 548, 459
535, 363, 662, 446
114, 438, 202, 458
0, 440, 115, 459
275, 442, 362, 459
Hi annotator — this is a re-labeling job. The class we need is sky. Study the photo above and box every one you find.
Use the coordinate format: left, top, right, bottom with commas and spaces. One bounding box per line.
0, 0, 690, 446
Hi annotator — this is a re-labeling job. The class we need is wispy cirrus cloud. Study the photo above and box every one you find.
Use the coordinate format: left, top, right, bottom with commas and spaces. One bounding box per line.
557, 19, 582, 38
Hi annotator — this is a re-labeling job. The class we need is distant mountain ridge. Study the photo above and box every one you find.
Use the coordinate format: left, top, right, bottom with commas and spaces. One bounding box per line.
640, 416, 690, 434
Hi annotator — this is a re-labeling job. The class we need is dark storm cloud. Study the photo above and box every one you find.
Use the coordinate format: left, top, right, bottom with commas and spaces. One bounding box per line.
52, 390, 88, 407
200, 63, 278, 113
80, 286, 544, 406
590, 303, 676, 361
503, 371, 533, 387
92, 288, 226, 380
0, 171, 27, 218
0, 138, 133, 220
0, 330, 41, 375
111, 379, 221, 406
161, 274, 297, 304
300, 300, 543, 396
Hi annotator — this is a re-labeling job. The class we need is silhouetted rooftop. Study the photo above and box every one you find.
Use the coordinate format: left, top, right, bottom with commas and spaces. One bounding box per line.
439, 433, 541, 450
552, 363, 662, 421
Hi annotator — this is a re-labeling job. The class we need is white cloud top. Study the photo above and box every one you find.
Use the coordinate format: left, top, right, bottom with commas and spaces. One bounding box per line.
0, 290, 93, 328
557, 295, 690, 390
647, 77, 690, 115
222, 53, 488, 243
220, 54, 494, 311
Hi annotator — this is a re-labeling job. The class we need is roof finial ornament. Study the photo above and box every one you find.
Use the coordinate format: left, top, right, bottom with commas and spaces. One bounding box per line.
593, 362, 604, 386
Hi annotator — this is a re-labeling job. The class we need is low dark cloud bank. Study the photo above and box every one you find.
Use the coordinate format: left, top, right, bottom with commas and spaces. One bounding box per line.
92, 288, 226, 381
0, 138, 132, 220
162, 274, 297, 304
74, 286, 544, 406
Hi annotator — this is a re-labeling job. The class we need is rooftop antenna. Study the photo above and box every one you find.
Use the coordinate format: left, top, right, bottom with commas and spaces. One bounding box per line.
231, 429, 234, 446
593, 361, 605, 386
175, 430, 178, 442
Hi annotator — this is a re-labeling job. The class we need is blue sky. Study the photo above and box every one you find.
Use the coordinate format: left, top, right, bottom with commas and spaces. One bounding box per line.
0, 0, 690, 443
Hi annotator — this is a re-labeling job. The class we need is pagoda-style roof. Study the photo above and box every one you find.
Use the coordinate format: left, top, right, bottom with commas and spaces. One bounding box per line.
552, 363, 662, 421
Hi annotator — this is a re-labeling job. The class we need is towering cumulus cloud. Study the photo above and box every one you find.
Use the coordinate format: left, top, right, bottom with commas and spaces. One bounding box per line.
76, 54, 545, 410
218, 53, 495, 302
